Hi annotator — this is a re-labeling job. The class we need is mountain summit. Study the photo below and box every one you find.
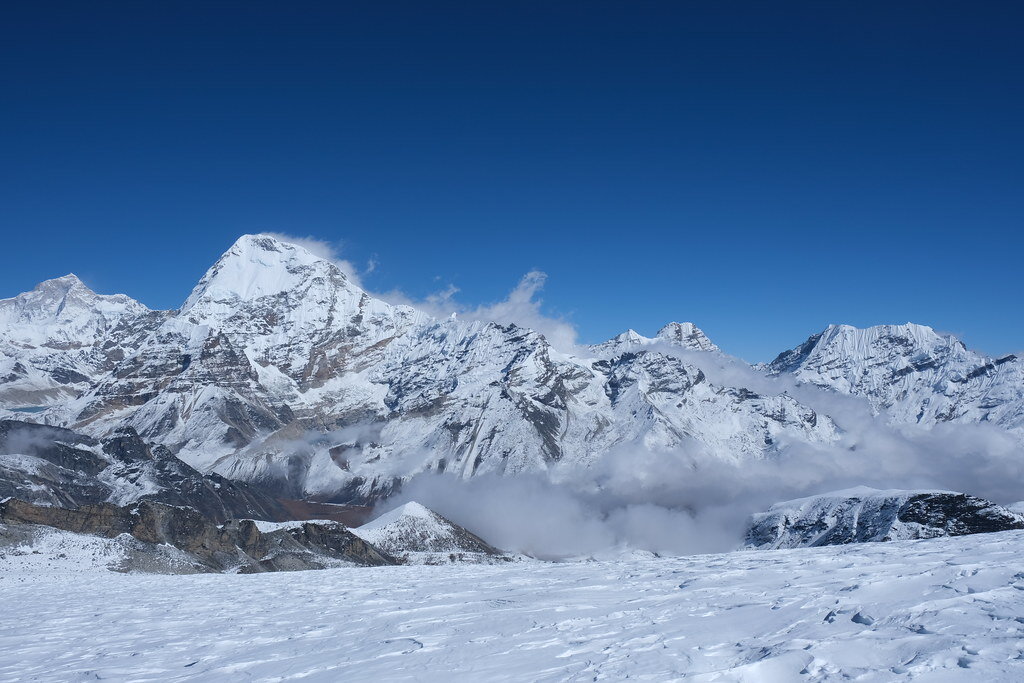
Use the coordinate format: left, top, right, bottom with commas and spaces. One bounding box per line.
768, 323, 1023, 438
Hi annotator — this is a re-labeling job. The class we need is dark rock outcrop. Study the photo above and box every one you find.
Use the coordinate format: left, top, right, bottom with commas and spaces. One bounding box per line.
100, 426, 291, 523
746, 487, 1024, 549
0, 498, 395, 572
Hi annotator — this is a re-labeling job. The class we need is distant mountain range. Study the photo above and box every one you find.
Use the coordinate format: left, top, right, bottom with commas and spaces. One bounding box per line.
1, 234, 1020, 503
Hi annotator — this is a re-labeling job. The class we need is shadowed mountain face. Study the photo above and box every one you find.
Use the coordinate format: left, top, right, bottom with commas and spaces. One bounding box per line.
0, 235, 1021, 504
0, 419, 289, 522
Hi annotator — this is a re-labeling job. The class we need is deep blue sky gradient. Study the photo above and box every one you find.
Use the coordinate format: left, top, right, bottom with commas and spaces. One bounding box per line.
2, 2, 1022, 360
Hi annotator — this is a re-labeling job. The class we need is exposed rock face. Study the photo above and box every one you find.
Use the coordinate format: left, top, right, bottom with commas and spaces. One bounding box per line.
0, 498, 395, 572
746, 487, 1024, 549
351, 501, 509, 564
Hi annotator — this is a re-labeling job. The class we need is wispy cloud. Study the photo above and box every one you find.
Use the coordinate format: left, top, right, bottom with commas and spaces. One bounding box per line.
377, 271, 580, 352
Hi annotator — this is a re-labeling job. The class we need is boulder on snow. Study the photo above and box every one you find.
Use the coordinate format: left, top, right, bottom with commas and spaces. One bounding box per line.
746, 486, 1024, 549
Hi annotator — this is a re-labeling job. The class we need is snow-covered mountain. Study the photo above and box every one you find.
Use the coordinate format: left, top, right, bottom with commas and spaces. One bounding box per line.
0, 274, 164, 409
766, 323, 1024, 440
0, 235, 842, 502
590, 321, 719, 356
1, 235, 1020, 504
746, 486, 1024, 549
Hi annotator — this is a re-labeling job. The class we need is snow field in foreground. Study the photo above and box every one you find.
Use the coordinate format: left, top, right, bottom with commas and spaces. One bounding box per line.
2, 530, 1024, 681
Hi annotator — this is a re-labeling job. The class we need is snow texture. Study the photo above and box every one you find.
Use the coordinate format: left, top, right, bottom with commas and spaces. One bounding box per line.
2, 530, 1024, 680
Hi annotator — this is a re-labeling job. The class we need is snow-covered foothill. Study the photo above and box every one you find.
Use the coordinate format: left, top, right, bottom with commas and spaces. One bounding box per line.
352, 501, 509, 564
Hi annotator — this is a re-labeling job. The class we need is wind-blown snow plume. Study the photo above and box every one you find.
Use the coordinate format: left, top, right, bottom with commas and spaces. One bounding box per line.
259, 232, 366, 289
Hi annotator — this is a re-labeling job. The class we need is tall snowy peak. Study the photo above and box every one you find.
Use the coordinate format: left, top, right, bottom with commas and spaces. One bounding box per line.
182, 235, 358, 315
767, 323, 1024, 439
655, 322, 719, 352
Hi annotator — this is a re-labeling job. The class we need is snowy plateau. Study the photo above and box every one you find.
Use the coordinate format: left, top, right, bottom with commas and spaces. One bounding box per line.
3, 530, 1024, 680
3, 233, 1024, 680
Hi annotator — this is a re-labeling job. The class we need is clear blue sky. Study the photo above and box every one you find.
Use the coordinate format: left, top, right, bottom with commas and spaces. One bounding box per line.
3, 2, 1022, 360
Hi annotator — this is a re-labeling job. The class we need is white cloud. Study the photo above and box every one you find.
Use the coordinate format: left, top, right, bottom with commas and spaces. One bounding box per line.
377, 271, 580, 352
383, 414, 1024, 560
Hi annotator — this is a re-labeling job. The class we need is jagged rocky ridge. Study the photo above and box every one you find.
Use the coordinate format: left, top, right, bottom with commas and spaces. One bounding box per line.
746, 487, 1024, 549
0, 235, 1020, 505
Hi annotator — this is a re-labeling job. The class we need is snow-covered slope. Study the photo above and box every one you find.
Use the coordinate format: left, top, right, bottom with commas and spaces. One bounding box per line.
746, 486, 1024, 549
351, 501, 506, 563
0, 235, 842, 501
767, 323, 1024, 441
4, 530, 1024, 680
